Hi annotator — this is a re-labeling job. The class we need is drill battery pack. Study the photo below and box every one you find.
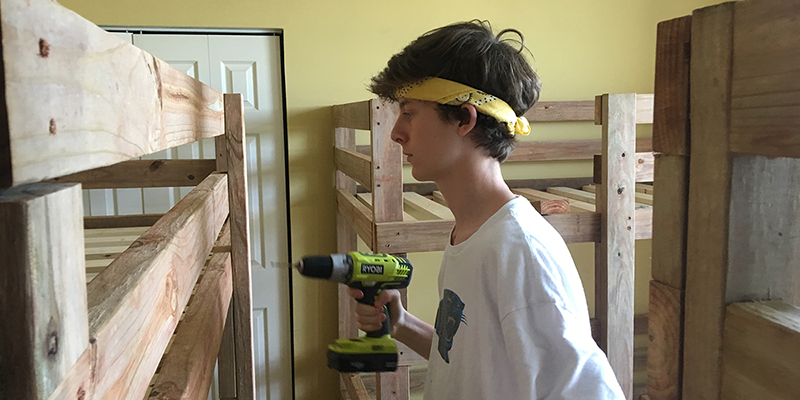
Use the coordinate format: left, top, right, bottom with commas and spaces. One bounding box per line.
327, 336, 399, 372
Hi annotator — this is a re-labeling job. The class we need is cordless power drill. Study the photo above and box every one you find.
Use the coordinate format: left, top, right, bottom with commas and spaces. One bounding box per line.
295, 251, 413, 373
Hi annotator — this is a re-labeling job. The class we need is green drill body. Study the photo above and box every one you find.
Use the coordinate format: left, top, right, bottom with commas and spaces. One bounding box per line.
296, 251, 413, 373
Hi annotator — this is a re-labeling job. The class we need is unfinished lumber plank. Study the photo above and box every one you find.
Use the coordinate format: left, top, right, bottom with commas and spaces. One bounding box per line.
84, 214, 163, 229
333, 100, 371, 130
596, 93, 636, 398
523, 100, 595, 121
83, 225, 149, 238
548, 186, 596, 204
378, 368, 409, 400
0, 0, 224, 188
512, 188, 596, 213
0, 182, 87, 400
654, 15, 692, 156
77, 173, 228, 399
635, 183, 654, 195
651, 154, 689, 289
635, 208, 653, 241
217, 304, 237, 399
594, 94, 655, 125
212, 220, 232, 253
721, 301, 800, 400
403, 192, 454, 220
583, 184, 653, 206
337, 189, 374, 249
371, 99, 403, 224
342, 373, 371, 400
223, 94, 255, 400
682, 4, 734, 399
531, 198, 570, 215
357, 193, 416, 221
592, 152, 654, 184
48, 159, 217, 189
726, 156, 800, 307
729, 0, 800, 158
335, 147, 372, 189
431, 190, 447, 206
150, 252, 233, 400
647, 280, 683, 400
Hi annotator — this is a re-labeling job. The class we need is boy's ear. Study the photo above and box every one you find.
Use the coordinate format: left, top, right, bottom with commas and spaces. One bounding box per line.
457, 103, 478, 137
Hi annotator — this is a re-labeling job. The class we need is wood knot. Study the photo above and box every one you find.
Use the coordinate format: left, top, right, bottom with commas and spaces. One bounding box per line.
149, 160, 165, 171
49, 119, 57, 135
187, 174, 195, 180
617, 186, 624, 195
47, 332, 58, 356
39, 38, 50, 58
76, 387, 86, 400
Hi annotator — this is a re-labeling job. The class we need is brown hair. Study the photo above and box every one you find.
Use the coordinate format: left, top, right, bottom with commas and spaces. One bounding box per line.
370, 20, 541, 162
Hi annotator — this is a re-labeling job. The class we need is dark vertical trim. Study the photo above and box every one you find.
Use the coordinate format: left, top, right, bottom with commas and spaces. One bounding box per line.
0, 14, 12, 188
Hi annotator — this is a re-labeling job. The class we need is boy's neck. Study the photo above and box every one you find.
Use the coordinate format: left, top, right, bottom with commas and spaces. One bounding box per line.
435, 157, 515, 246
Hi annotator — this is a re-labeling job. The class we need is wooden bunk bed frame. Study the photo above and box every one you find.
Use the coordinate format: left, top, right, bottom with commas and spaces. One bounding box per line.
0, 0, 256, 399
647, 1, 800, 400
333, 94, 656, 399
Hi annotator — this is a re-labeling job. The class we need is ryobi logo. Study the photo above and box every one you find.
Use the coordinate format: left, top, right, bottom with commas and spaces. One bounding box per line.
361, 264, 384, 274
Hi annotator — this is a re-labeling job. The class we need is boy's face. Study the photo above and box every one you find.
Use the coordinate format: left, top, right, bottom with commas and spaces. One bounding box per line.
391, 98, 468, 182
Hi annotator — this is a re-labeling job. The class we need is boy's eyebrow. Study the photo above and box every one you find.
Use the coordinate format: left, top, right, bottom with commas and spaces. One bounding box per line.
398, 99, 410, 108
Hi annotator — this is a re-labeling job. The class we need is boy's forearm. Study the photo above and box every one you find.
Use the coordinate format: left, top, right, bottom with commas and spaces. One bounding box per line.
394, 312, 434, 360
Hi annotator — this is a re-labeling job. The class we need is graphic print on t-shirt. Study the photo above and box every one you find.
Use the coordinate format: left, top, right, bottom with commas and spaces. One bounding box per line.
434, 289, 467, 363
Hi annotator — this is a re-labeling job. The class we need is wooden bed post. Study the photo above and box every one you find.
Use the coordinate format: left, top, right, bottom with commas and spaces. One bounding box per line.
223, 93, 256, 399
596, 93, 636, 399
0, 183, 88, 399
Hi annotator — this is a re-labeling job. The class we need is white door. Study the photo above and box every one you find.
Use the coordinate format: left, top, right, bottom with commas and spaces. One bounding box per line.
107, 30, 292, 400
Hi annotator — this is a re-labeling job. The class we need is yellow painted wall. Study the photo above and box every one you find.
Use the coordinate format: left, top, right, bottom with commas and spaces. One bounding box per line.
58, 0, 720, 398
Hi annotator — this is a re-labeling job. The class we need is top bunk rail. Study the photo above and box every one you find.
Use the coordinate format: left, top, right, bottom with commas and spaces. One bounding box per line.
0, 0, 226, 189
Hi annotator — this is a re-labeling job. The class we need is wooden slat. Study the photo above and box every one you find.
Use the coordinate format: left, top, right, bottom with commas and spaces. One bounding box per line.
0, 0, 224, 188
377, 368, 409, 400
402, 176, 596, 195
635, 183, 654, 195
592, 152, 655, 184
0, 183, 87, 400
150, 252, 233, 400
596, 93, 636, 399
55, 173, 228, 400
403, 192, 454, 220
212, 220, 232, 253
594, 94, 656, 125
545, 213, 602, 243
84, 214, 163, 229
635, 208, 653, 241
341, 373, 370, 400
523, 100, 595, 121
548, 186, 596, 204
512, 188, 596, 213
48, 159, 217, 189
333, 100, 371, 130
531, 198, 570, 215
721, 301, 800, 400
357, 193, 416, 222
728, 0, 800, 158
223, 94, 255, 400
335, 147, 372, 189
652, 154, 689, 289
337, 189, 375, 250
647, 280, 683, 400
217, 304, 237, 399
582, 184, 654, 206
682, 4, 734, 399
654, 15, 692, 156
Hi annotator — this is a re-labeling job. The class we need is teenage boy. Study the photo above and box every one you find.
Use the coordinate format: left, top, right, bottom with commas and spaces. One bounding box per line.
348, 20, 625, 399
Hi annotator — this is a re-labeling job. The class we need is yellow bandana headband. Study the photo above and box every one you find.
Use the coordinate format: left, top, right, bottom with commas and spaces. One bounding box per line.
395, 77, 530, 136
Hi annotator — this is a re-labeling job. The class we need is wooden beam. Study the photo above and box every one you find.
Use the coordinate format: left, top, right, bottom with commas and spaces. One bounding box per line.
721, 301, 800, 400
654, 15, 692, 156
50, 173, 228, 400
357, 193, 416, 222
0, 0, 224, 188
595, 93, 636, 398
531, 198, 570, 215
84, 214, 163, 229
150, 252, 233, 400
647, 280, 683, 400
682, 4, 734, 399
635, 183, 654, 195
341, 373, 370, 400
403, 192, 454, 220
217, 304, 237, 399
635, 208, 653, 241
523, 100, 595, 122
651, 154, 689, 289
592, 152, 655, 184
594, 94, 655, 125
333, 100, 371, 130
0, 182, 87, 400
512, 188, 596, 213
400, 177, 597, 196
48, 159, 217, 189
334, 147, 372, 189
337, 189, 375, 250
370, 99, 403, 224
223, 94, 255, 400
583, 184, 654, 206
548, 186, 596, 204
729, 0, 800, 158
545, 213, 601, 243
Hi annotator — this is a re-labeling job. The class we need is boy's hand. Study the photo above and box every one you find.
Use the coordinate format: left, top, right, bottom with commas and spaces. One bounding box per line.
346, 287, 405, 336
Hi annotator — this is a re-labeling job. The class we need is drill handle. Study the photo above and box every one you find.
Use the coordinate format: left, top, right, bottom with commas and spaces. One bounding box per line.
355, 287, 391, 339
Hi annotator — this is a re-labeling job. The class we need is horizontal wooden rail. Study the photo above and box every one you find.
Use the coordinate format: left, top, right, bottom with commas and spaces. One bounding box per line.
84, 214, 165, 229
49, 159, 218, 189
334, 147, 372, 189
593, 152, 655, 183
150, 251, 233, 400
336, 189, 374, 249
49, 173, 229, 400
523, 100, 596, 122
594, 94, 655, 125
333, 100, 371, 130
0, 0, 225, 188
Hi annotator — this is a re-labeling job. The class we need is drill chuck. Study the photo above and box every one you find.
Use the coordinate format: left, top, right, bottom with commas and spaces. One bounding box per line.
296, 254, 353, 284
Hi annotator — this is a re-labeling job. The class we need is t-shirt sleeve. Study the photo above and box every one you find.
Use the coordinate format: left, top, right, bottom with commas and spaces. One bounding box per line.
500, 302, 625, 400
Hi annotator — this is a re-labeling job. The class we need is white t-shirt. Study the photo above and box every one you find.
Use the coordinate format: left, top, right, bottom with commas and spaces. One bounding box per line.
423, 196, 624, 400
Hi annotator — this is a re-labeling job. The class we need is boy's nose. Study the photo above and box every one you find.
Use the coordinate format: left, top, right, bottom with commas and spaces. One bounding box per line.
390, 121, 405, 145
